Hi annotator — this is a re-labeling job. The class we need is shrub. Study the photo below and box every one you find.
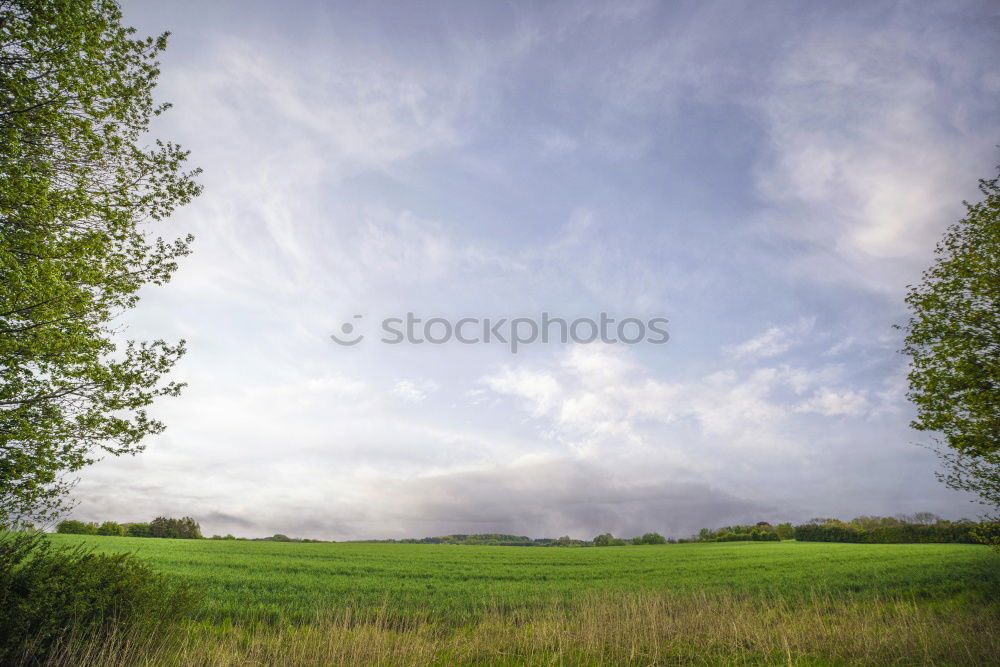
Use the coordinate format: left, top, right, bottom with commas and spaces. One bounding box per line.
970, 522, 1000, 551
0, 531, 201, 663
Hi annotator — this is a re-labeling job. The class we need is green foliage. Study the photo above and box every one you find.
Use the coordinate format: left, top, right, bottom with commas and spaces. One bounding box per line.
774, 523, 794, 540
0, 0, 201, 525
695, 525, 781, 542
0, 531, 199, 662
149, 516, 202, 539
933, 446, 1000, 522
640, 532, 667, 545
125, 522, 150, 537
969, 521, 1000, 551
96, 520, 125, 536
793, 515, 982, 544
378, 533, 587, 546
55, 519, 88, 534
900, 171, 999, 458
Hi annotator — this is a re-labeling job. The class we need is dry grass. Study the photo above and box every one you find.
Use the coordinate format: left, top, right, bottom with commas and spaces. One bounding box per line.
38, 589, 1000, 666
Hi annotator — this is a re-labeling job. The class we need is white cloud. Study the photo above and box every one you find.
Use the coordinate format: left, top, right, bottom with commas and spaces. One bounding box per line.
796, 388, 870, 417
726, 318, 815, 361
752, 23, 998, 294
392, 379, 439, 402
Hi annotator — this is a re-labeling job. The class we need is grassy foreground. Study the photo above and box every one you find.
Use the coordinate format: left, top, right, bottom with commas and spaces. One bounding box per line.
44, 536, 1000, 665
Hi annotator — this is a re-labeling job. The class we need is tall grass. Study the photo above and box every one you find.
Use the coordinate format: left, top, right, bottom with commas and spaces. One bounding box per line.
40, 589, 1000, 666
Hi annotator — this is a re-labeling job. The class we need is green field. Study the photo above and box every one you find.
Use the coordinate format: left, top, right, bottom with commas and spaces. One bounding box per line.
49, 535, 999, 624
28, 536, 1000, 663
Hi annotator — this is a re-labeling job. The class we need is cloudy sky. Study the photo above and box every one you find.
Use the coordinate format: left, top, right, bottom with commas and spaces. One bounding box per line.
69, 0, 999, 540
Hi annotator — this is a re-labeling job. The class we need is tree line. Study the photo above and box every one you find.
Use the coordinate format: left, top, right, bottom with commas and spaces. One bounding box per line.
56, 516, 202, 539
790, 515, 997, 544
51, 514, 999, 546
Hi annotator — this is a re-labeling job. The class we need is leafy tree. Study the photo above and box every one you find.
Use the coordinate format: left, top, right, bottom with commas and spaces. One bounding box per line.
54, 519, 87, 534
900, 171, 999, 459
96, 520, 124, 536
640, 532, 667, 545
124, 522, 150, 538
0, 0, 201, 525
774, 523, 794, 540
934, 448, 1000, 524
593, 533, 612, 546
148, 516, 201, 539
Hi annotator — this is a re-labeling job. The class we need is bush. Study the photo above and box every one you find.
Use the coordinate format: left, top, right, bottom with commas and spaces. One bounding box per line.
970, 522, 1000, 551
0, 531, 201, 663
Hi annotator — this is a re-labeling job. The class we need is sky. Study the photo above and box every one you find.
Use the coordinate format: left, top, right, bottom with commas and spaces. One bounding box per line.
67, 0, 999, 540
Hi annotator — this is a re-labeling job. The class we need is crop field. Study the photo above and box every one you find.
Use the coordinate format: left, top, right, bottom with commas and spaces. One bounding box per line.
27, 536, 1000, 663
48, 535, 999, 625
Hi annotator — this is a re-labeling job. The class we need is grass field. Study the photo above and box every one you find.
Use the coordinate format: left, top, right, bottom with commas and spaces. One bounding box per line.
43, 535, 1000, 664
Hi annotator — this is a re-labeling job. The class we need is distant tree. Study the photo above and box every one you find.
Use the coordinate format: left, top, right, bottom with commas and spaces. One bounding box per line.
792, 515, 983, 544
148, 516, 168, 538
55, 519, 87, 534
912, 512, 941, 525
0, 0, 201, 526
629, 536, 643, 545
148, 516, 201, 539
96, 521, 125, 536
900, 169, 999, 460
178, 516, 202, 539
774, 523, 794, 540
641, 532, 667, 545
125, 522, 150, 538
593, 533, 612, 547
